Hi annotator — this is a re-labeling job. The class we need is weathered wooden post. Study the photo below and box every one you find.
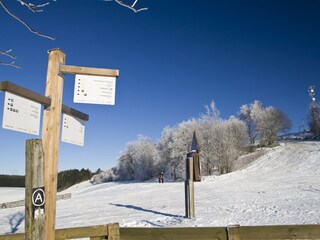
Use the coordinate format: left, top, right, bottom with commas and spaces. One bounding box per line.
25, 139, 45, 240
227, 224, 241, 240
185, 130, 201, 219
42, 49, 66, 240
107, 223, 120, 240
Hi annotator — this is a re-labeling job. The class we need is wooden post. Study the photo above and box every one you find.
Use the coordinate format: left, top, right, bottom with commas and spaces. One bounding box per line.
42, 49, 66, 240
25, 139, 45, 240
185, 156, 195, 219
189, 157, 195, 218
107, 223, 120, 240
227, 225, 240, 240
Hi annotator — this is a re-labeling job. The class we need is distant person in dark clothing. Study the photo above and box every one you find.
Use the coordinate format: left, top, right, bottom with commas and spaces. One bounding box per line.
158, 172, 164, 183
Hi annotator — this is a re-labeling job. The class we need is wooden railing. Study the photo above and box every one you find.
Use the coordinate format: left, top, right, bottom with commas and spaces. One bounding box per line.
0, 193, 71, 209
120, 224, 320, 240
0, 223, 120, 240
1, 224, 320, 240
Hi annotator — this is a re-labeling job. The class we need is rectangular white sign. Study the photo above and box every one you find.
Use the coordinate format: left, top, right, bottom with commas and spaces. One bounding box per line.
2, 92, 41, 135
74, 74, 116, 105
61, 114, 85, 146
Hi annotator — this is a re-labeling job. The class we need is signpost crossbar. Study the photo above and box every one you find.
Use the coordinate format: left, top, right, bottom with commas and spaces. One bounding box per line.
60, 64, 119, 77
0, 81, 89, 121
0, 81, 50, 106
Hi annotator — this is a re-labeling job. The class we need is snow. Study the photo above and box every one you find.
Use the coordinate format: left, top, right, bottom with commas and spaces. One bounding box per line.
0, 141, 319, 235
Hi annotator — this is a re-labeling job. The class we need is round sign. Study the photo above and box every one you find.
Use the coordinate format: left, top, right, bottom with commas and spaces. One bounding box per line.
32, 188, 45, 207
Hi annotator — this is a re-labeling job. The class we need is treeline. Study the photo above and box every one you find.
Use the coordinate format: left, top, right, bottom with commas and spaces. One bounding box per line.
0, 175, 25, 187
92, 100, 291, 184
57, 168, 94, 191
0, 168, 98, 190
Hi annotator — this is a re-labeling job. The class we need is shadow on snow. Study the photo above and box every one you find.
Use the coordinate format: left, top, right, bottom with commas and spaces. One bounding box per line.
109, 203, 181, 218
7, 211, 25, 234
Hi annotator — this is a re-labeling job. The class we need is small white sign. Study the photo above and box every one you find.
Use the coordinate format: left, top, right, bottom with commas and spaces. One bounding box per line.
2, 92, 41, 135
74, 74, 116, 105
61, 114, 85, 146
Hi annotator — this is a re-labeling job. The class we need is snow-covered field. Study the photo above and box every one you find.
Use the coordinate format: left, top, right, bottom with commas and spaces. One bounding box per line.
1, 141, 320, 235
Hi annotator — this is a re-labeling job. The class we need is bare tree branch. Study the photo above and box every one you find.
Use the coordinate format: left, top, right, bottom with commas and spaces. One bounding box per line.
17, 0, 50, 13
112, 0, 148, 13
0, 0, 55, 40
0, 1, 54, 67
0, 61, 21, 68
0, 49, 16, 59
0, 49, 21, 68
130, 0, 139, 8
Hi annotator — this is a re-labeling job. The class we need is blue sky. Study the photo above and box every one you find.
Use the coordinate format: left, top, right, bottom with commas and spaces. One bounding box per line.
1, 0, 319, 175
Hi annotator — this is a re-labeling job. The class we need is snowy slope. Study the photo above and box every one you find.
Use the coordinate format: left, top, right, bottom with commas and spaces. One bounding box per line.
0, 142, 319, 234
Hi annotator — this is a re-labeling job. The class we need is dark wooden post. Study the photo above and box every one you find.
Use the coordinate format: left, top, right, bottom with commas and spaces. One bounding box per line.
185, 130, 201, 219
185, 154, 195, 219
25, 139, 45, 240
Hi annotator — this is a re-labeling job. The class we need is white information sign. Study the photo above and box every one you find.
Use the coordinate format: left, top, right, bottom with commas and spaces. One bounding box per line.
2, 92, 41, 135
74, 74, 116, 105
61, 114, 85, 146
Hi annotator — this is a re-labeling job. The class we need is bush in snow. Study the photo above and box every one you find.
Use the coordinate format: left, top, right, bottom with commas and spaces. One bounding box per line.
91, 168, 118, 185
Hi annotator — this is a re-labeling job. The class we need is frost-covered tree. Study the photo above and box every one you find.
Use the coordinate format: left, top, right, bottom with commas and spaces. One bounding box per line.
239, 103, 257, 148
96, 100, 289, 183
117, 135, 158, 181
156, 101, 249, 177
131, 136, 159, 180
197, 101, 248, 174
157, 118, 200, 180
170, 119, 198, 180
156, 126, 175, 179
201, 100, 221, 121
217, 117, 248, 173
309, 103, 320, 133
255, 106, 291, 146
197, 100, 222, 175
241, 100, 291, 147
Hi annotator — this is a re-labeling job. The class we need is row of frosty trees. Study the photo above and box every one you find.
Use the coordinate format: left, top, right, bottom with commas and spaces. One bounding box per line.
92, 100, 291, 183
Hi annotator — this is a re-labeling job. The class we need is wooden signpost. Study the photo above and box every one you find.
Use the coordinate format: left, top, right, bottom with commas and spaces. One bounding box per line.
42, 50, 66, 240
0, 48, 119, 240
42, 49, 119, 240
185, 130, 201, 219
